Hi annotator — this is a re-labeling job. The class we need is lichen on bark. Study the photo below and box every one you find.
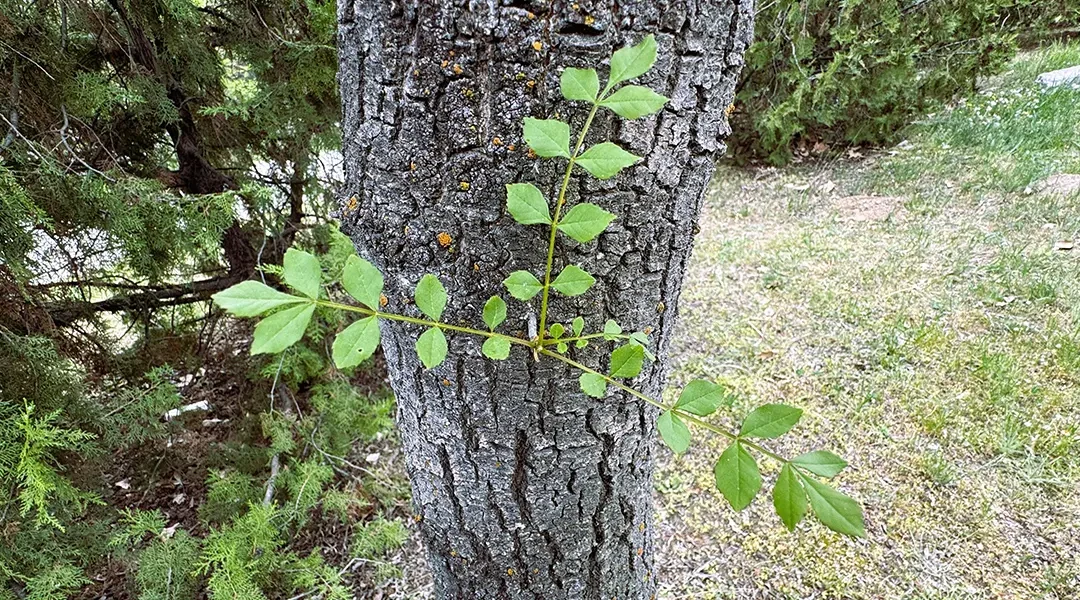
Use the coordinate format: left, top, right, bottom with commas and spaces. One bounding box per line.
337, 1, 754, 597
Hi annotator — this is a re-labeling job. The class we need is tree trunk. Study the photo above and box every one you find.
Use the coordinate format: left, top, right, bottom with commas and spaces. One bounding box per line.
337, 1, 753, 597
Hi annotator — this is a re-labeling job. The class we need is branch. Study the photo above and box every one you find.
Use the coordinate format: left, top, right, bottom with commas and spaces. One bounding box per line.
44, 273, 245, 327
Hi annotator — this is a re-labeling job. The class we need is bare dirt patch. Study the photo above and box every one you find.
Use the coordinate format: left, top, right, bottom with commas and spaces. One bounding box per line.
832, 194, 906, 222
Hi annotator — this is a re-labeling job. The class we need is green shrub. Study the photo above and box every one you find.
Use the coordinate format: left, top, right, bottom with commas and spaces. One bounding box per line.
732, 0, 1025, 163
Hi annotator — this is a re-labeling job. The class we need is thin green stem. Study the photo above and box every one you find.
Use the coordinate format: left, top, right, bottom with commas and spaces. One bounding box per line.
316, 300, 532, 347
538, 348, 788, 464
537, 332, 631, 346
537, 99, 603, 344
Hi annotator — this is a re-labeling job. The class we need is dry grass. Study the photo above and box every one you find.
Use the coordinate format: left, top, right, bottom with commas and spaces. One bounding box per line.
655, 43, 1080, 600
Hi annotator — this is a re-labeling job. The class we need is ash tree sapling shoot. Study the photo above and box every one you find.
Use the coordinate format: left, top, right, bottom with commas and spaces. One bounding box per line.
214, 30, 864, 597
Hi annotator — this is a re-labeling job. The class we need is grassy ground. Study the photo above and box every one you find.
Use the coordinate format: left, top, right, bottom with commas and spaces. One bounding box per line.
655, 43, 1080, 599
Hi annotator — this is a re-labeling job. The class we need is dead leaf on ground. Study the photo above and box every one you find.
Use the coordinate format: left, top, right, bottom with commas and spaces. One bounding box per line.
1055, 240, 1075, 251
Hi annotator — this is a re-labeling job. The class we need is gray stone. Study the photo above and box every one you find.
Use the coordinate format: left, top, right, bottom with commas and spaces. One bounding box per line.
1036, 65, 1080, 88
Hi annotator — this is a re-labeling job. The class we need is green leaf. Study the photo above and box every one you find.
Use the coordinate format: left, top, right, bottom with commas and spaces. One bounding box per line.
609, 343, 644, 378
482, 296, 507, 330
251, 304, 316, 355
505, 183, 551, 225
773, 464, 808, 531
675, 380, 730, 417
557, 203, 616, 243
415, 327, 448, 369
609, 34, 658, 85
212, 281, 306, 317
740, 404, 803, 439
575, 339, 588, 349
282, 248, 322, 299
657, 410, 690, 454
599, 85, 668, 119
603, 319, 622, 340
414, 274, 447, 321
556, 342, 568, 353
579, 373, 607, 398
800, 474, 865, 537
331, 316, 380, 369
713, 442, 762, 511
523, 117, 571, 158
503, 270, 543, 301
481, 336, 510, 360
341, 255, 383, 310
575, 142, 640, 180
572, 316, 584, 336
549, 323, 565, 338
551, 264, 595, 296
560, 67, 599, 102
791, 451, 848, 478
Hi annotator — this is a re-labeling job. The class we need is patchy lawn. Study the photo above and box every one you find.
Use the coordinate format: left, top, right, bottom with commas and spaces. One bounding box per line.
656, 42, 1080, 599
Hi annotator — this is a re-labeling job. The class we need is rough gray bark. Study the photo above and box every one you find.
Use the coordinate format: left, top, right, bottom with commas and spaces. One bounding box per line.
337, 2, 753, 598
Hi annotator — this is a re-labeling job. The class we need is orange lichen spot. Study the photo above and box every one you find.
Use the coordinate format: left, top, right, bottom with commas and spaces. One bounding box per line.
527, 148, 537, 159
726, 103, 736, 117
438, 232, 453, 247
637, 547, 644, 556
346, 196, 359, 212
526, 80, 536, 89
572, 3, 580, 9
414, 514, 423, 522
441, 378, 451, 386
450, 550, 457, 557
449, 50, 455, 57
644, 326, 654, 334
413, 69, 420, 76
526, 11, 535, 19
508, 144, 516, 151
379, 294, 388, 307
410, 162, 417, 171
441, 59, 449, 68
453, 63, 463, 75
656, 302, 666, 313
584, 15, 595, 25
458, 181, 470, 191
472, 263, 479, 271
507, 568, 515, 576
531, 40, 543, 51
532, 568, 539, 574
639, 522, 646, 532
492, 137, 502, 146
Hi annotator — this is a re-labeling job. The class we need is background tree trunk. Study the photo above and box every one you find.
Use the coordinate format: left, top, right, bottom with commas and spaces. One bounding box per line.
337, 1, 753, 597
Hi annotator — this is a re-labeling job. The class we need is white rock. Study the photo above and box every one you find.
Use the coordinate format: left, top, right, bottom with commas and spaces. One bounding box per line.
1036, 65, 1080, 88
